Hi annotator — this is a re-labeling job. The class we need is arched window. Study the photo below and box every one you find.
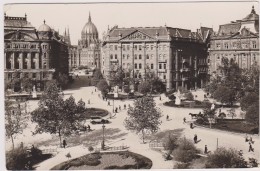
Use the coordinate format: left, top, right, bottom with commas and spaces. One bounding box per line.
139, 54, 142, 59
139, 63, 142, 69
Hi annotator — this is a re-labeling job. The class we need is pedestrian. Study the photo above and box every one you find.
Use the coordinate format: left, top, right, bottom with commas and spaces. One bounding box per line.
128, 104, 131, 108
95, 88, 96, 92
124, 104, 126, 110
190, 122, 193, 129
245, 134, 249, 142
250, 136, 254, 144
88, 124, 91, 131
166, 115, 169, 120
249, 143, 254, 152
204, 145, 208, 154
105, 97, 107, 101
88, 99, 90, 104
115, 107, 118, 113
91, 91, 93, 95
159, 96, 161, 100
63, 139, 67, 148
194, 134, 198, 143
119, 105, 121, 110
183, 117, 186, 123
108, 101, 110, 106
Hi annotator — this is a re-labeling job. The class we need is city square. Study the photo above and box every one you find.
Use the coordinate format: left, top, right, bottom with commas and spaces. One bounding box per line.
3, 1, 260, 170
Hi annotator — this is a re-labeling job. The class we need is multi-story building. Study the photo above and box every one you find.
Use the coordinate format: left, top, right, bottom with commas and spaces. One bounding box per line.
208, 6, 259, 74
101, 26, 212, 91
4, 13, 69, 92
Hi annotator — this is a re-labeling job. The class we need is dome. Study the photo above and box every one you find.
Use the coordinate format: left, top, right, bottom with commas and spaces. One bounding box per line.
38, 20, 51, 32
242, 6, 259, 21
81, 13, 98, 35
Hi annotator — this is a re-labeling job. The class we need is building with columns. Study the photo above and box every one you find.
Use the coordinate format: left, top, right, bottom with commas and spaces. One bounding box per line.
208, 6, 259, 74
101, 26, 212, 91
4, 14, 69, 92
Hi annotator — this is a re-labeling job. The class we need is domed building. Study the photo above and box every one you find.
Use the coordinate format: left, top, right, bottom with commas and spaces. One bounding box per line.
73, 12, 101, 69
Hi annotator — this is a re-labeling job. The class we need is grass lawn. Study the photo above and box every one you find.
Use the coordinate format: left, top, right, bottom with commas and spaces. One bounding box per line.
51, 151, 152, 170
195, 120, 258, 134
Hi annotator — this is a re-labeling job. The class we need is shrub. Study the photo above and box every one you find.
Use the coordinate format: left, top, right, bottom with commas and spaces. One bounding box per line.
88, 146, 94, 153
6, 147, 29, 170
174, 162, 190, 169
205, 147, 247, 168
185, 92, 194, 101
163, 134, 178, 152
173, 138, 200, 163
196, 117, 209, 125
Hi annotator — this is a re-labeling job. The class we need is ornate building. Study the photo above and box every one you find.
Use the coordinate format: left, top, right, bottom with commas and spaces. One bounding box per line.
208, 6, 259, 74
68, 13, 101, 70
4, 13, 69, 92
101, 26, 212, 90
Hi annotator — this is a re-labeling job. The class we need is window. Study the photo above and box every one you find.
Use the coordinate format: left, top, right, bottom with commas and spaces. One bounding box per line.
151, 45, 153, 50
127, 54, 130, 59
151, 54, 153, 59
252, 41, 257, 49
134, 45, 137, 50
135, 54, 137, 59
139, 55, 142, 59
146, 45, 149, 50
159, 64, 162, 69
115, 54, 117, 59
216, 44, 221, 49
33, 73, 36, 78
127, 45, 130, 50
164, 63, 166, 69
139, 45, 142, 50
139, 63, 142, 69
139, 74, 142, 78
146, 54, 149, 59
135, 63, 137, 69
110, 54, 113, 59
122, 45, 125, 51
109, 45, 113, 50
163, 75, 166, 79
43, 62, 47, 69
114, 45, 117, 51
151, 64, 154, 69
224, 43, 229, 49
123, 54, 125, 59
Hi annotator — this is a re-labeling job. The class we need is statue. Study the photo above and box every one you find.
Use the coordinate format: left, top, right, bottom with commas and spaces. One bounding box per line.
32, 85, 37, 98
211, 103, 215, 110
175, 89, 181, 105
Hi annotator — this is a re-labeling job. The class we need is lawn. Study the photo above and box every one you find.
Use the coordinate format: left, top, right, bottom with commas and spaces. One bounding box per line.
195, 120, 258, 134
51, 151, 152, 170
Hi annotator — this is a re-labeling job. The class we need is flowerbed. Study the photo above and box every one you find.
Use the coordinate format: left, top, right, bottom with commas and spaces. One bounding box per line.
51, 151, 152, 170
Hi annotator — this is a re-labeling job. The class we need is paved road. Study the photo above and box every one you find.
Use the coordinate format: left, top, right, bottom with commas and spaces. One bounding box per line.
5, 86, 260, 169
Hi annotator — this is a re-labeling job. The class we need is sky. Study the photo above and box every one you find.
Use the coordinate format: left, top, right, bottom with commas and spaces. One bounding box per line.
3, 1, 259, 45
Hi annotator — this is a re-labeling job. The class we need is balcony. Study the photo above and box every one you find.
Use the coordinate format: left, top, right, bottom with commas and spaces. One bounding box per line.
180, 68, 190, 72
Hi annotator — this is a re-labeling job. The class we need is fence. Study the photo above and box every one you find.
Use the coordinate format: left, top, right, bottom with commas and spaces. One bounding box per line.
94, 145, 128, 152
149, 140, 164, 149
41, 148, 58, 154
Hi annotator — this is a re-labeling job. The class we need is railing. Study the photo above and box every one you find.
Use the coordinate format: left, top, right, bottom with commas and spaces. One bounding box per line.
41, 148, 58, 154
149, 140, 164, 148
180, 68, 190, 72
94, 145, 128, 152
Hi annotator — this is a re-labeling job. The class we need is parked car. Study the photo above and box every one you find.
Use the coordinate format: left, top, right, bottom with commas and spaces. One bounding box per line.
90, 116, 109, 124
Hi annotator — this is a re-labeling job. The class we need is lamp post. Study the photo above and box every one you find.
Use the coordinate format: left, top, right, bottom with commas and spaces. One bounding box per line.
101, 123, 105, 150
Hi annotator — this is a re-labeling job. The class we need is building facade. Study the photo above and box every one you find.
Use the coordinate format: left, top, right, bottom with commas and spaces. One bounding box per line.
4, 14, 69, 92
208, 6, 259, 74
101, 26, 212, 91
68, 13, 101, 70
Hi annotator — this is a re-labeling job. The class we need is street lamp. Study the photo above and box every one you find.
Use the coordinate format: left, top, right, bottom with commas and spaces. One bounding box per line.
101, 123, 106, 150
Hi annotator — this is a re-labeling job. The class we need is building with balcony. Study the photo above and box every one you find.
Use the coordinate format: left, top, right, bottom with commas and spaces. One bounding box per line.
208, 6, 259, 74
101, 26, 212, 90
4, 13, 69, 92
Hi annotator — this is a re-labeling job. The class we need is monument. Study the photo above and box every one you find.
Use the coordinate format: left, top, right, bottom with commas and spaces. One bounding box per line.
175, 89, 181, 105
32, 85, 37, 98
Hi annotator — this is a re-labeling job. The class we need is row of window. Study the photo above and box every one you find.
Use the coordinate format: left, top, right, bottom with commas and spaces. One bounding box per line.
121, 63, 167, 70
110, 54, 168, 60
109, 44, 168, 51
5, 43, 40, 49
7, 72, 50, 79
215, 53, 257, 61
215, 41, 257, 50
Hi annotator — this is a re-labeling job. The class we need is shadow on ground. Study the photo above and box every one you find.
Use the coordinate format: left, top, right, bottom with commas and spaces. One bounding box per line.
35, 128, 128, 148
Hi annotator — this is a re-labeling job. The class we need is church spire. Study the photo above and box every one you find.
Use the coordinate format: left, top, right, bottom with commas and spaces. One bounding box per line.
88, 11, 91, 22
251, 5, 256, 14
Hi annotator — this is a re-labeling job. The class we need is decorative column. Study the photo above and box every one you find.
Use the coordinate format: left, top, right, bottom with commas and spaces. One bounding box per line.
35, 53, 40, 69
194, 56, 197, 89
27, 53, 31, 69
131, 43, 134, 78
19, 53, 23, 69
143, 42, 146, 79
175, 50, 179, 90
12, 52, 15, 69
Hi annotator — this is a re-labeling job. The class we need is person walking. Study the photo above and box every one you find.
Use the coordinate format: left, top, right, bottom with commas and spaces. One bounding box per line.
63, 139, 67, 148
194, 134, 198, 143
190, 122, 193, 129
124, 104, 126, 110
88, 124, 91, 131
166, 115, 169, 120
204, 145, 208, 154
249, 143, 254, 152
159, 96, 161, 100
108, 101, 110, 106
183, 117, 186, 124
115, 107, 118, 113
119, 105, 121, 111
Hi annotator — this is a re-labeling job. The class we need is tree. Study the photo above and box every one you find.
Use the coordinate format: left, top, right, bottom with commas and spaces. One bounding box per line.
124, 96, 162, 143
245, 102, 259, 125
184, 92, 194, 101
97, 79, 109, 96
205, 147, 247, 168
213, 86, 236, 106
109, 66, 125, 88
92, 69, 103, 86
31, 82, 86, 146
227, 108, 236, 119
5, 98, 27, 150
55, 72, 69, 89
240, 92, 259, 111
138, 81, 151, 95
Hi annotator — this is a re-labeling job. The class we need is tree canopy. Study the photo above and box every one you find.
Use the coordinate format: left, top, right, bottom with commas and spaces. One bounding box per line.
31, 82, 86, 146
124, 96, 162, 143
